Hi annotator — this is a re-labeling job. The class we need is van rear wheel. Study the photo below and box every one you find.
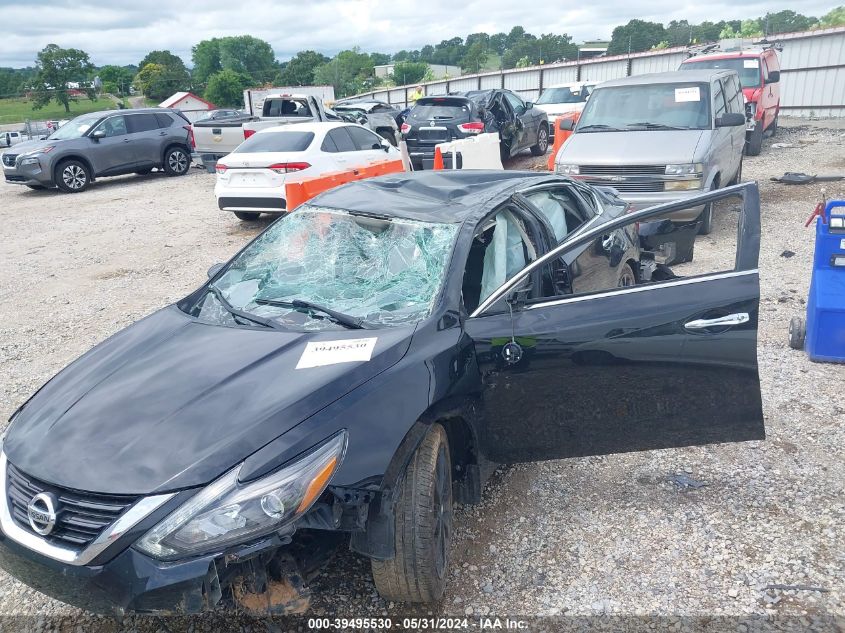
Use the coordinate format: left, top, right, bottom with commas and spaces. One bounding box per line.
746, 122, 763, 156
233, 211, 261, 221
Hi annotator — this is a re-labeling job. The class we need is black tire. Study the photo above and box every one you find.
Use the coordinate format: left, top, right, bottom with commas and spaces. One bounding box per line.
529, 124, 549, 156
697, 181, 717, 235
233, 211, 261, 221
25, 184, 47, 190
746, 121, 763, 156
372, 424, 453, 603
499, 141, 511, 163
135, 168, 153, 175
55, 159, 91, 193
163, 146, 190, 176
729, 158, 743, 186
788, 316, 805, 350
617, 262, 637, 288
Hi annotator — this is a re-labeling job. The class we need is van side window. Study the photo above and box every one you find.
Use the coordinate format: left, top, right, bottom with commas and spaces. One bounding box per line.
726, 77, 743, 114
713, 82, 726, 118
762, 60, 770, 83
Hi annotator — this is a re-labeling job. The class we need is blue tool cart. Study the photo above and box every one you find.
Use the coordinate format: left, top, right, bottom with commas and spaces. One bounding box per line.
789, 199, 845, 362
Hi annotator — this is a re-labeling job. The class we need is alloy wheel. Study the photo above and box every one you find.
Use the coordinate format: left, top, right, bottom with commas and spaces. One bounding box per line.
538, 128, 548, 151
433, 443, 452, 579
62, 165, 86, 190
169, 150, 188, 173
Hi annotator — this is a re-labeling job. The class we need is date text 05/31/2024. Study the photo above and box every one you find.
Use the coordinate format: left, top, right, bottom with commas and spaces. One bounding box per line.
306, 617, 529, 629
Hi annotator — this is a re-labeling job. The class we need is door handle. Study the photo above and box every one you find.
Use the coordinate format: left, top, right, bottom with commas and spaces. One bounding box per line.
123, 138, 131, 143
685, 313, 749, 331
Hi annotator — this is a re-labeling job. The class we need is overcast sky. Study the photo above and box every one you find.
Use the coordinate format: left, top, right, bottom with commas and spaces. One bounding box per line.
0, 0, 839, 67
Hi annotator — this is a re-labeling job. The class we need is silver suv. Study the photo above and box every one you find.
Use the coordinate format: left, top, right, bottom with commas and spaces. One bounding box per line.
554, 70, 746, 235
1, 108, 192, 193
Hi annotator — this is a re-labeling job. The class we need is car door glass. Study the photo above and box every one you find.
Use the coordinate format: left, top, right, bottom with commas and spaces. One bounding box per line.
504, 92, 525, 114
321, 132, 340, 153
327, 128, 357, 152
527, 189, 744, 303
524, 189, 587, 242
126, 114, 159, 134
97, 116, 127, 137
462, 209, 538, 313
154, 113, 173, 128
346, 126, 382, 151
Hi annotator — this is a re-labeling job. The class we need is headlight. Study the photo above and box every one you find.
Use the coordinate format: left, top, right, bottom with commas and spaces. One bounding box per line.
135, 431, 347, 560
664, 179, 702, 191
665, 163, 703, 176
20, 157, 39, 166
556, 164, 579, 175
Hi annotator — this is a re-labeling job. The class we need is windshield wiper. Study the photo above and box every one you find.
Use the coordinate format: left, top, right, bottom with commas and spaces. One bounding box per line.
626, 122, 691, 130
207, 285, 283, 330
255, 298, 366, 330
577, 124, 625, 132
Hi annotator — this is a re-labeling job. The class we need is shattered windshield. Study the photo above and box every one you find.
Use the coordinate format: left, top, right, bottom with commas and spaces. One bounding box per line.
192, 206, 459, 331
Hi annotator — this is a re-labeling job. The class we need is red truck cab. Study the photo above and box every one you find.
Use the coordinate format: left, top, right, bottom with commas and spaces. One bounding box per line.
680, 46, 781, 156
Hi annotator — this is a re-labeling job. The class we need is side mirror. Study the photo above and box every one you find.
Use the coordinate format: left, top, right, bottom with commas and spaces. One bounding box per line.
525, 102, 534, 109
207, 263, 224, 279
715, 112, 746, 127
91, 129, 106, 140
380, 139, 392, 152
558, 118, 575, 132
765, 71, 780, 84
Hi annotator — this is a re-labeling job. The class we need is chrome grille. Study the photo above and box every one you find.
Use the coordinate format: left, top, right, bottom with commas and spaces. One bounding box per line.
2, 154, 17, 168
580, 165, 666, 176
6, 462, 139, 548
583, 179, 665, 193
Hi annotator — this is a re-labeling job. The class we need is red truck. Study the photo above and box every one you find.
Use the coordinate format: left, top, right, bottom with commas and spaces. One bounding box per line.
681, 43, 781, 156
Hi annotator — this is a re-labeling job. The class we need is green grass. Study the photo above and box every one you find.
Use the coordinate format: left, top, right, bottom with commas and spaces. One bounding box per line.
0, 97, 117, 125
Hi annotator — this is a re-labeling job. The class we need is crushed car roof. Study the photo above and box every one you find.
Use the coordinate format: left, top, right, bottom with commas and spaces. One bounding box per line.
310, 170, 562, 224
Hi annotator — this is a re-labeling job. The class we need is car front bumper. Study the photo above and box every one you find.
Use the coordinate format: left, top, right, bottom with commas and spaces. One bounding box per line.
0, 531, 220, 615
2, 160, 53, 187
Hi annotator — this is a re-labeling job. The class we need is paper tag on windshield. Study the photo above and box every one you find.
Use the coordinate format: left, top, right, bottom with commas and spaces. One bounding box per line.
675, 87, 701, 102
744, 59, 759, 69
296, 337, 378, 369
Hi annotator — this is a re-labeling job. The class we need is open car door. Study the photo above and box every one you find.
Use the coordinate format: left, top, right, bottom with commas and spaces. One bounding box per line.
463, 183, 764, 463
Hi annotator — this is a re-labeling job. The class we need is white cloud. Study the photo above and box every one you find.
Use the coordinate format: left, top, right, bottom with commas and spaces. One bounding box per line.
0, 0, 839, 67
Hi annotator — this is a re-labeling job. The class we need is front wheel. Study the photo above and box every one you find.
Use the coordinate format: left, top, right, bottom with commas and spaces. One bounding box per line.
746, 121, 763, 156
163, 146, 190, 176
697, 182, 717, 235
55, 159, 91, 193
371, 424, 453, 603
617, 262, 637, 288
530, 125, 549, 156
233, 211, 261, 221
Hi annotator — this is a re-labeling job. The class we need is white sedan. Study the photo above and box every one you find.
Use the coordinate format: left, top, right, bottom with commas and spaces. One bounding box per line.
214, 122, 401, 221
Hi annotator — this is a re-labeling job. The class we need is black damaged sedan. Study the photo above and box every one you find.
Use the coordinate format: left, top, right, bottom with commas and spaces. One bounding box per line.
0, 171, 764, 614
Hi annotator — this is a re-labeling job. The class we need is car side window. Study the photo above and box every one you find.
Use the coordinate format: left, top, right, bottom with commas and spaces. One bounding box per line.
96, 116, 127, 137
504, 92, 525, 114
126, 113, 159, 133
321, 132, 340, 153
462, 208, 538, 314
713, 82, 727, 118
346, 126, 382, 151
524, 188, 587, 243
728, 76, 743, 114
520, 189, 746, 304
154, 113, 174, 128
326, 128, 357, 152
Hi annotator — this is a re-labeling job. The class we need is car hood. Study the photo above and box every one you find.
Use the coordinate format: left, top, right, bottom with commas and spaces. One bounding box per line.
557, 129, 705, 165
3, 139, 54, 155
4, 306, 413, 495
535, 103, 585, 116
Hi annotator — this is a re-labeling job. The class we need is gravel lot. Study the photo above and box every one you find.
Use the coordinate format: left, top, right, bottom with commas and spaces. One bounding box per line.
0, 121, 843, 631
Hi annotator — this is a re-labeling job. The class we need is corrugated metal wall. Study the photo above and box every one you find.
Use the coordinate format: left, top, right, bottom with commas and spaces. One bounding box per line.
775, 28, 845, 117
352, 27, 845, 116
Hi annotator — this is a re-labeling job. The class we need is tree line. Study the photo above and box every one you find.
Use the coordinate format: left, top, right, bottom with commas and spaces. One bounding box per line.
6, 6, 844, 113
